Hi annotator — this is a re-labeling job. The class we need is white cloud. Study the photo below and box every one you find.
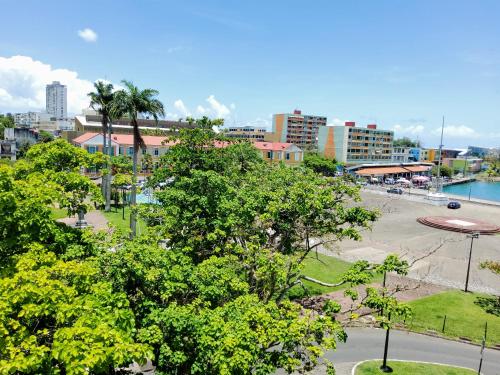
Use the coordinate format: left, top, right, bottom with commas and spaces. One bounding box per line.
327, 118, 345, 126
165, 112, 179, 120
242, 117, 271, 129
393, 124, 425, 135
0, 55, 96, 114
206, 95, 230, 118
164, 96, 233, 121
78, 28, 98, 43
173, 99, 190, 117
432, 125, 479, 138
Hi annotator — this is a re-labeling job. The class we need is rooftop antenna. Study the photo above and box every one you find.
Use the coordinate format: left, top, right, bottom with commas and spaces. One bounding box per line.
436, 116, 445, 192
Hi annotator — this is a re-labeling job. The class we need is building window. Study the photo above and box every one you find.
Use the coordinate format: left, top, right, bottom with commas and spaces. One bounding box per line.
267, 151, 273, 159
142, 148, 147, 155
286, 152, 290, 160
87, 145, 97, 154
119, 147, 124, 155
127, 147, 134, 156
154, 148, 159, 156
277, 151, 282, 160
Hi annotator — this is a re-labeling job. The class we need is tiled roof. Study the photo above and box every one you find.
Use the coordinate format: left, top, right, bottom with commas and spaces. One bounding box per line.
356, 165, 431, 175
72, 132, 100, 144
253, 142, 294, 151
110, 134, 176, 146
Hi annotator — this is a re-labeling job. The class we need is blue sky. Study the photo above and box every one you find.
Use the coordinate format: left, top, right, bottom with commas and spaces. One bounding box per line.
1, 0, 499, 147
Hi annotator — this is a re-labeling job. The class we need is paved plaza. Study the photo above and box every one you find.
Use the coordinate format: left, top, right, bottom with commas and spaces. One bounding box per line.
323, 190, 500, 294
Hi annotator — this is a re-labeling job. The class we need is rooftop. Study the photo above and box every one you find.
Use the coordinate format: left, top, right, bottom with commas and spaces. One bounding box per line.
72, 132, 176, 147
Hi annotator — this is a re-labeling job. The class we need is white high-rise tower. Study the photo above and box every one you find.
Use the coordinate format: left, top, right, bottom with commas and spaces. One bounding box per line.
46, 81, 67, 119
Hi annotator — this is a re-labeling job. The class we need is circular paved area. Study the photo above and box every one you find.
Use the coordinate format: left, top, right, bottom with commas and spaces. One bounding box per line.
417, 216, 500, 234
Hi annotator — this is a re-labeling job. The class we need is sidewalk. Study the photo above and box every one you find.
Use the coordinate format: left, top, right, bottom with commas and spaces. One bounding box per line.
57, 210, 109, 230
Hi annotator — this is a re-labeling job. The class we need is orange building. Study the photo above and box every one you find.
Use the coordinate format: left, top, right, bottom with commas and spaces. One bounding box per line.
271, 110, 327, 149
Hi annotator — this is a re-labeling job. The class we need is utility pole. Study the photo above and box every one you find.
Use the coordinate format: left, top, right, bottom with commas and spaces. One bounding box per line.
436, 116, 445, 192
465, 232, 479, 292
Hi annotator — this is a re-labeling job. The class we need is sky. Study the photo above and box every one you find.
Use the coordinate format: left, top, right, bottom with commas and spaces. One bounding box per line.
1, 0, 499, 148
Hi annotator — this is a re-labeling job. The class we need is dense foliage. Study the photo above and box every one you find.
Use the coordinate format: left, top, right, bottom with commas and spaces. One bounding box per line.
431, 164, 453, 178
303, 152, 339, 176
393, 137, 421, 148
0, 247, 150, 374
0, 114, 14, 139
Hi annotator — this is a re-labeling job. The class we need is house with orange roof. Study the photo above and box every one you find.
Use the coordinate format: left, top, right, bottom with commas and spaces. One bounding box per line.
72, 132, 304, 171
253, 142, 303, 165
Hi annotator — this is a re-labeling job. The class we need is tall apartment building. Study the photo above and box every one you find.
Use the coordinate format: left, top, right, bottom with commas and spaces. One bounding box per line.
46, 81, 67, 120
271, 110, 327, 149
223, 126, 267, 141
317, 122, 393, 164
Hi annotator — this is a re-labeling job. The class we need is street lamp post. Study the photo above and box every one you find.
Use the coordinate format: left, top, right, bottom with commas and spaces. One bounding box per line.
464, 232, 479, 292
122, 187, 126, 220
380, 312, 393, 373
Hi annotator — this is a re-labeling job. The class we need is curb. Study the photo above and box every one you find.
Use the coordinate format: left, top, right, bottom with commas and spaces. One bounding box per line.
350, 358, 480, 375
390, 327, 499, 352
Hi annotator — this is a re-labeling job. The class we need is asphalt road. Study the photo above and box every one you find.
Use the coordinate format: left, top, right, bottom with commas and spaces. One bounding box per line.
327, 328, 500, 375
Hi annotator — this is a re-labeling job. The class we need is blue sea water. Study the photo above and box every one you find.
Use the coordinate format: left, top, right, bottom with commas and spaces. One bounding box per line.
443, 181, 500, 202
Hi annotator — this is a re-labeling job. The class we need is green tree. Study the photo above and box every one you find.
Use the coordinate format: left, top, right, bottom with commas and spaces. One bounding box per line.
303, 152, 338, 176
96, 236, 346, 374
431, 164, 453, 178
393, 137, 421, 148
0, 247, 150, 374
26, 139, 99, 173
0, 164, 65, 266
88, 81, 116, 212
112, 80, 165, 238
0, 114, 14, 139
141, 152, 153, 173
38, 130, 55, 143
111, 155, 133, 175
52, 171, 103, 217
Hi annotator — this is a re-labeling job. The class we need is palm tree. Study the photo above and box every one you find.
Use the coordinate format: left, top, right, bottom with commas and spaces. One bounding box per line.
113, 80, 165, 238
88, 81, 115, 212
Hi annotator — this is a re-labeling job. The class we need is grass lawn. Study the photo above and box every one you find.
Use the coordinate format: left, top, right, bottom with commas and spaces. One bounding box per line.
51, 207, 69, 220
287, 252, 382, 299
355, 360, 475, 375
403, 290, 500, 346
102, 206, 148, 235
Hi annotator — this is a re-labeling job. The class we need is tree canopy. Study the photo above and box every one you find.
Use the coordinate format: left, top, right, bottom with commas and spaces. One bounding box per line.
432, 164, 453, 178
0, 114, 14, 139
393, 137, 421, 148
303, 152, 339, 176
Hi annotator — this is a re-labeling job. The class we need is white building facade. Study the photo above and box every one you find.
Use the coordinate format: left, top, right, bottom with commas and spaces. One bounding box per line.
46, 81, 67, 120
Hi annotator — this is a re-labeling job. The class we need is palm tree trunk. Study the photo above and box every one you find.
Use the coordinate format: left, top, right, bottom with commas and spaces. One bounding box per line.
105, 123, 113, 212
102, 121, 108, 210
130, 120, 138, 238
